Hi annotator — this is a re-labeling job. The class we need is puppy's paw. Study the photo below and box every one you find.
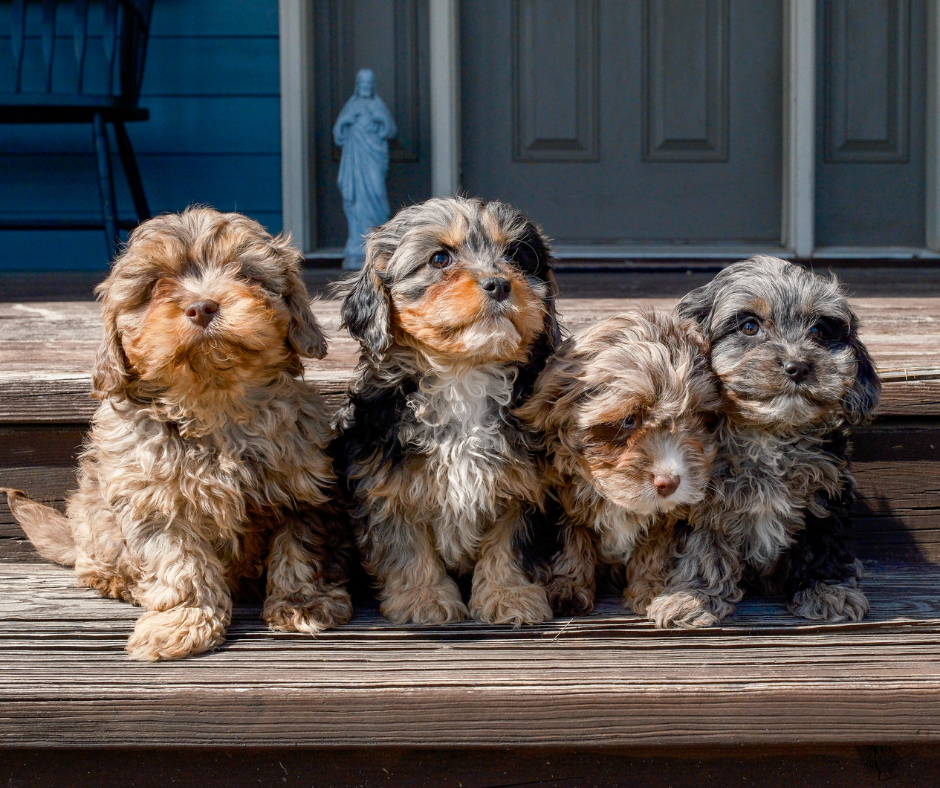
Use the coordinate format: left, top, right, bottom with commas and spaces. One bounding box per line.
646, 591, 729, 629
126, 607, 226, 661
264, 587, 354, 634
789, 580, 869, 623
470, 582, 553, 626
380, 579, 469, 625
547, 576, 595, 616
77, 571, 135, 603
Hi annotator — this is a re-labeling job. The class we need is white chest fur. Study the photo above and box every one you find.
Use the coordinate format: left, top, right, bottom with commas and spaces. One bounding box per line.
593, 497, 655, 565
402, 364, 515, 568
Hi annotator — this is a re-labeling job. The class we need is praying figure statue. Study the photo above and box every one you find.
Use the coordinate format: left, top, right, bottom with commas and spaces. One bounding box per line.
333, 68, 397, 270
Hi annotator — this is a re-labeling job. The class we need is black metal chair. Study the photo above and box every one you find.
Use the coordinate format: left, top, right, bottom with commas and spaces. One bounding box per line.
0, 0, 155, 258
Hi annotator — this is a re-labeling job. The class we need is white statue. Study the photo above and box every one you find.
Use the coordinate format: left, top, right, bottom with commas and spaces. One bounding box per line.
333, 69, 397, 270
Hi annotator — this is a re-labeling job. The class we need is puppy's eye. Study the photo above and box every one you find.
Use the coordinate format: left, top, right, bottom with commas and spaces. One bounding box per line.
429, 251, 452, 269
809, 318, 848, 344
739, 318, 761, 336
620, 415, 639, 431
589, 415, 641, 444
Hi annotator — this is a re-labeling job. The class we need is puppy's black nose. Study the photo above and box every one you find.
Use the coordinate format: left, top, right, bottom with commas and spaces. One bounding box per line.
481, 277, 512, 302
654, 473, 681, 497
185, 300, 219, 328
783, 359, 811, 383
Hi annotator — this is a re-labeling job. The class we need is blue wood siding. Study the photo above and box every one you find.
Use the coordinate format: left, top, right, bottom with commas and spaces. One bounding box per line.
0, 0, 282, 271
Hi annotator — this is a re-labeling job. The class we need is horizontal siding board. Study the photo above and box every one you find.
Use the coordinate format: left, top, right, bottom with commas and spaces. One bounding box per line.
0, 36, 279, 98
142, 37, 280, 97
148, 0, 278, 38
0, 97, 281, 154
0, 154, 281, 215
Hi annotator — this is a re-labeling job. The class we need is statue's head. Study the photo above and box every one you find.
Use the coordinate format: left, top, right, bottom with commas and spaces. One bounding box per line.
355, 69, 375, 99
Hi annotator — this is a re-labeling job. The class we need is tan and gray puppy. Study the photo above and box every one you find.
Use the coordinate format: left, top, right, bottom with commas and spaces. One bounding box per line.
333, 196, 562, 626
3, 207, 352, 660
646, 256, 881, 628
516, 310, 721, 616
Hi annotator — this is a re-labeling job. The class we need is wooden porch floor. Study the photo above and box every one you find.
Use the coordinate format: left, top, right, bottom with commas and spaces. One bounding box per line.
0, 268, 939, 756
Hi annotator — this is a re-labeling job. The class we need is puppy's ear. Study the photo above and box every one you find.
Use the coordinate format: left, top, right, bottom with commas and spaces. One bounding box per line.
287, 271, 328, 362
676, 280, 717, 331
506, 219, 562, 351
842, 332, 881, 425
91, 303, 133, 401
340, 249, 393, 360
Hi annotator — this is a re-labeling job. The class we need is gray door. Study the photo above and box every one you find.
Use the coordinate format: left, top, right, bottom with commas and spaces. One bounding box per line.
312, 0, 431, 248
460, 0, 784, 246
815, 0, 927, 248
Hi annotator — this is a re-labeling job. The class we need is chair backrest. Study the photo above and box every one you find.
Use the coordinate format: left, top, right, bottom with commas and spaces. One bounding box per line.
2, 0, 154, 102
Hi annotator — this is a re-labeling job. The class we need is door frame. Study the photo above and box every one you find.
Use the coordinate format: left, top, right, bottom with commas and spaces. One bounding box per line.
279, 0, 940, 260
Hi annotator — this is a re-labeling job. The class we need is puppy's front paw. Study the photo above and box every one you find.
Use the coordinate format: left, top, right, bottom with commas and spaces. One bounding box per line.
380, 579, 469, 625
547, 575, 595, 616
264, 587, 354, 634
789, 580, 869, 623
646, 591, 729, 629
77, 571, 135, 603
470, 582, 553, 626
126, 607, 226, 661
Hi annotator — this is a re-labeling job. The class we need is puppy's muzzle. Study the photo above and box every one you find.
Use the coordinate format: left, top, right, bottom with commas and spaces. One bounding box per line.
185, 299, 219, 329
481, 277, 512, 303
783, 359, 812, 384
653, 473, 681, 497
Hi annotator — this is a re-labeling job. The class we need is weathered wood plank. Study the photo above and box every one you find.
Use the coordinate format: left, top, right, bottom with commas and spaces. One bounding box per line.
1, 298, 938, 421
0, 562, 939, 747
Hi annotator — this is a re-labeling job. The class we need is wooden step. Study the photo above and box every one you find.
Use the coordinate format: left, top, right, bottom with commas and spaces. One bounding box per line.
1, 298, 939, 421
0, 560, 938, 748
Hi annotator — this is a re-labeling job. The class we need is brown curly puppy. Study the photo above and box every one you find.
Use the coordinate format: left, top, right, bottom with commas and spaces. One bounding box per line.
516, 309, 721, 617
3, 207, 352, 660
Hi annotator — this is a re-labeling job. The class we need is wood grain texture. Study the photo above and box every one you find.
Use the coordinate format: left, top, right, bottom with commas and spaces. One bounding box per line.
0, 561, 939, 747
1, 297, 937, 421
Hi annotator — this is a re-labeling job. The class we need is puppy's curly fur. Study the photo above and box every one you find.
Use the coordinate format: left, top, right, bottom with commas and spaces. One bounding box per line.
332, 197, 562, 626
3, 207, 352, 660
516, 310, 721, 617
646, 256, 881, 628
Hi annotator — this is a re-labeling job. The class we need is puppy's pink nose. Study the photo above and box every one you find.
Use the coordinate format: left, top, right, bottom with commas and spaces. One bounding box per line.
654, 473, 681, 497
185, 300, 219, 328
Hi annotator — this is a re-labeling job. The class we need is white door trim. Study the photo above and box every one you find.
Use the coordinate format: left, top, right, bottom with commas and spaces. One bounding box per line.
278, 0, 315, 253
429, 0, 462, 197
927, 0, 940, 252
782, 0, 816, 258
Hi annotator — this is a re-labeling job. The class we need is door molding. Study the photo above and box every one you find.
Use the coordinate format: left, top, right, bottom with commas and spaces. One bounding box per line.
280, 0, 940, 260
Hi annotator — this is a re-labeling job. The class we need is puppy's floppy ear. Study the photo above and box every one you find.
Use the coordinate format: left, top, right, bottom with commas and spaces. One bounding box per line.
91, 302, 134, 401
340, 246, 393, 360
675, 280, 717, 332
270, 234, 327, 360
842, 331, 881, 425
506, 219, 562, 349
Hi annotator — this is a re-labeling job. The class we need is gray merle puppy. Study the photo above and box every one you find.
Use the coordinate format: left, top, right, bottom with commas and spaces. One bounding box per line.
646, 256, 881, 628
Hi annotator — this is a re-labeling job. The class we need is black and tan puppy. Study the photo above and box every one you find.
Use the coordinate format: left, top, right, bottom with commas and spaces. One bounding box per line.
646, 256, 881, 628
333, 197, 562, 626
3, 208, 352, 660
516, 310, 721, 616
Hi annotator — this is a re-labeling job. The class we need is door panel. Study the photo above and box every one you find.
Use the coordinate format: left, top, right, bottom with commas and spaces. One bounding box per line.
312, 0, 431, 248
815, 0, 926, 247
461, 0, 783, 245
